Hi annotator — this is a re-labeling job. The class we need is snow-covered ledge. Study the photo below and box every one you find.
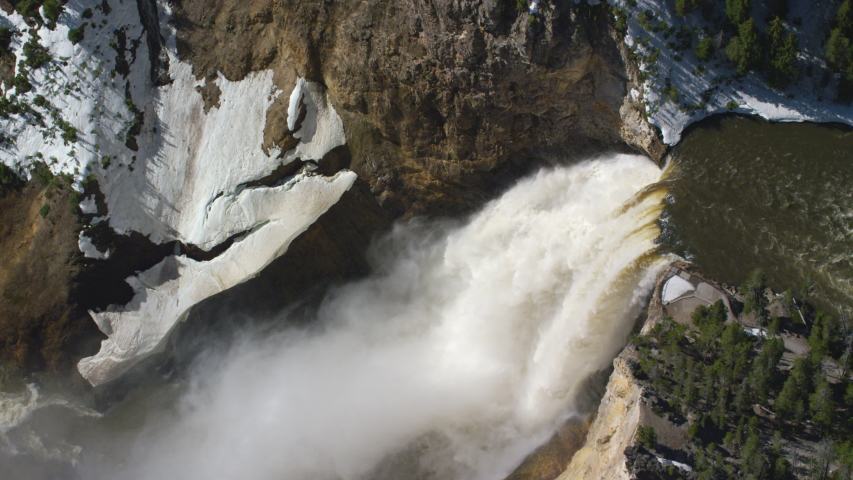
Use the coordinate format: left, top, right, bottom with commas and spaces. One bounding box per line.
0, 0, 367, 386
75, 60, 355, 386
78, 169, 356, 386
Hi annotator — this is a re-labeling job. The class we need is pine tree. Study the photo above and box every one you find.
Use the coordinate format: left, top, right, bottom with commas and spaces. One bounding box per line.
713, 387, 729, 429
775, 357, 813, 424
839, 0, 853, 35
726, 0, 751, 26
766, 17, 799, 88
809, 439, 835, 480
810, 378, 836, 433
637, 425, 657, 449
740, 268, 769, 319
695, 37, 714, 62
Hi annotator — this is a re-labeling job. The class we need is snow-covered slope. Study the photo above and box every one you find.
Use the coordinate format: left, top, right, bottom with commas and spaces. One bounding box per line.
77, 169, 356, 386
594, 0, 853, 144
0, 1, 356, 386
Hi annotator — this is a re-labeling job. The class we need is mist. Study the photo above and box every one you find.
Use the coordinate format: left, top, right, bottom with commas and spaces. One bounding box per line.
5, 155, 669, 480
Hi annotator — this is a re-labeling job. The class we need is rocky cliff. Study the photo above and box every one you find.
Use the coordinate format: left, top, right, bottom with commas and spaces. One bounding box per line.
169, 0, 660, 216
0, 0, 665, 384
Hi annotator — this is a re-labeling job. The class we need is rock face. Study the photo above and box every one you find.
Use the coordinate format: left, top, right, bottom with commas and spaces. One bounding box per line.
170, 0, 645, 215
0, 0, 642, 384
556, 351, 642, 480
0, 181, 102, 374
0, 0, 666, 386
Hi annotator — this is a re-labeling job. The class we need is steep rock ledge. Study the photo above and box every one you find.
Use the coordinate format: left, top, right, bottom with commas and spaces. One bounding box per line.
556, 264, 672, 480
170, 0, 643, 216
557, 349, 643, 480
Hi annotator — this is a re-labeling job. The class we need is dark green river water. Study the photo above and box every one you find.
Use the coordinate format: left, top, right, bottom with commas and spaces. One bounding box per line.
661, 116, 853, 315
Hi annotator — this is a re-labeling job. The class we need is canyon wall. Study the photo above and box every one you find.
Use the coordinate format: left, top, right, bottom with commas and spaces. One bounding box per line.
0, 0, 662, 383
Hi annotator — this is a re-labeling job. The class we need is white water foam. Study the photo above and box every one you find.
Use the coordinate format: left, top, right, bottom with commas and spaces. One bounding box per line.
78, 154, 669, 480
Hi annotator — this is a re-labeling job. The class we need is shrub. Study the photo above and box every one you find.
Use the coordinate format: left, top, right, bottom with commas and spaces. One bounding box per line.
14, 0, 41, 18
42, 0, 63, 23
662, 84, 679, 104
82, 8, 93, 18
0, 27, 15, 53
614, 8, 627, 33
13, 72, 31, 93
0, 163, 23, 196
39, 204, 49, 217
695, 37, 714, 61
33, 94, 48, 108
22, 38, 51, 69
637, 425, 658, 449
33, 163, 53, 186
68, 26, 85, 44
57, 118, 77, 144
727, 100, 739, 110
726, 0, 751, 26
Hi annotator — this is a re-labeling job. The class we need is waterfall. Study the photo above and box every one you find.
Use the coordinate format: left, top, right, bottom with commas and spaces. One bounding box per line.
73, 154, 669, 480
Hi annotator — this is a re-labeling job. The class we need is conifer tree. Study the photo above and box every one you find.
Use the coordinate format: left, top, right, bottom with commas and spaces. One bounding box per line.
775, 357, 813, 424
810, 378, 836, 434
726, 0, 751, 26
766, 17, 799, 88
740, 268, 769, 319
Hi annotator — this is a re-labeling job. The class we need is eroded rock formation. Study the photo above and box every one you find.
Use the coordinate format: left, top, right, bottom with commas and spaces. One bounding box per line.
170, 0, 657, 215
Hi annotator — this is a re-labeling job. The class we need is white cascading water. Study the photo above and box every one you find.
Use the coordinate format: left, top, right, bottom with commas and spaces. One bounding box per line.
71, 154, 669, 480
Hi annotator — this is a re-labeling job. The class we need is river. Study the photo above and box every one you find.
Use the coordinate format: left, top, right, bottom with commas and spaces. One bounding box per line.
660, 116, 853, 316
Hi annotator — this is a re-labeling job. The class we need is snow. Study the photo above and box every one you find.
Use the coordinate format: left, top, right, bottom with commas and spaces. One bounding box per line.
287, 77, 305, 131
661, 275, 695, 303
78, 232, 109, 259
529, 0, 541, 14
0, 1, 356, 385
745, 327, 769, 338
77, 169, 356, 387
604, 0, 853, 144
79, 195, 97, 214
656, 456, 693, 473
0, 0, 145, 182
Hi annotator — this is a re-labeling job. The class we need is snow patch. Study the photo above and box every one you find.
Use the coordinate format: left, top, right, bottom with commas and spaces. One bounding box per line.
78, 232, 109, 259
78, 170, 357, 387
287, 77, 305, 131
656, 456, 693, 473
661, 275, 695, 304
79, 195, 97, 215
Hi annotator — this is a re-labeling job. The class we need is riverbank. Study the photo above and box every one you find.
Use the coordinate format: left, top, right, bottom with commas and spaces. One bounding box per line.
558, 260, 853, 479
609, 0, 853, 145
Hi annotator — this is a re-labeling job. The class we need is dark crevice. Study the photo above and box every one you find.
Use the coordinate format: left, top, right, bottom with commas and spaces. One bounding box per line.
240, 158, 307, 189
136, 0, 172, 86
91, 177, 393, 404
109, 28, 129, 77
76, 224, 256, 314
176, 228, 251, 262
80, 156, 353, 313
315, 144, 352, 176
